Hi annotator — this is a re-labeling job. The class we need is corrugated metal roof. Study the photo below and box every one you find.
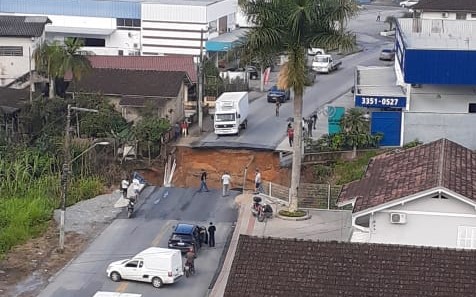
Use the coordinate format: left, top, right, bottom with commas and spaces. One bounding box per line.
412, 0, 476, 12
88, 55, 197, 82
355, 66, 405, 97
398, 18, 476, 50
0, 15, 50, 37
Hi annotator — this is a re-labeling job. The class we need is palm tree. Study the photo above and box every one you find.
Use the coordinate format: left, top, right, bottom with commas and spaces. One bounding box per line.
34, 38, 91, 99
340, 108, 369, 158
240, 0, 358, 212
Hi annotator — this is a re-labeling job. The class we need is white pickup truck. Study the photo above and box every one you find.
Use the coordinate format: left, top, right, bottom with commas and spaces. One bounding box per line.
312, 54, 342, 73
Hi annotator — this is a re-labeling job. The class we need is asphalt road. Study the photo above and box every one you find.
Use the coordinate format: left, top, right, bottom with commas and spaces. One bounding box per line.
195, 5, 404, 151
37, 187, 238, 297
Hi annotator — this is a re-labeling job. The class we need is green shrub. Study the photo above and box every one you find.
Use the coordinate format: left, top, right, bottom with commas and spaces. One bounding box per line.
68, 176, 104, 205
278, 209, 307, 217
334, 151, 378, 185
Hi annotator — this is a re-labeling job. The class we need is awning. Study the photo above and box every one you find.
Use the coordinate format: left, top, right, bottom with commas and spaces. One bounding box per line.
46, 26, 115, 36
205, 29, 247, 52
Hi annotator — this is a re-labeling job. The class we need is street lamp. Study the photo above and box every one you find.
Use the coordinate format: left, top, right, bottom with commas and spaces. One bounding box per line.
58, 104, 102, 252
69, 141, 110, 164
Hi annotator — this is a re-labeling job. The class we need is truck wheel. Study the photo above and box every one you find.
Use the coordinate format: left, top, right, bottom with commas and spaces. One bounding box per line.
110, 271, 121, 282
152, 277, 163, 288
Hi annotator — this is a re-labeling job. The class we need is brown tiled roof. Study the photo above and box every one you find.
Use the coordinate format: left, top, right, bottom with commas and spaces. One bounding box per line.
338, 138, 476, 213
87, 55, 197, 82
71, 68, 187, 98
224, 235, 476, 297
412, 0, 476, 11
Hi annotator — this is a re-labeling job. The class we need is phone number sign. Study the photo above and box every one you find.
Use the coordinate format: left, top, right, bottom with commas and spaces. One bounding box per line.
355, 95, 406, 108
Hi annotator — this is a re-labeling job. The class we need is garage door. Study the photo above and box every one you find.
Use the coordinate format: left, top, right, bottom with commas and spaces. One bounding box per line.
371, 111, 402, 146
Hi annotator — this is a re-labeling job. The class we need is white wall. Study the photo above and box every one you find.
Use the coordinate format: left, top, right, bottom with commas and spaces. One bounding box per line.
0, 37, 40, 86
409, 85, 476, 113
368, 196, 476, 248
207, 0, 236, 22
421, 12, 476, 20
142, 3, 207, 23
403, 112, 476, 149
45, 15, 116, 30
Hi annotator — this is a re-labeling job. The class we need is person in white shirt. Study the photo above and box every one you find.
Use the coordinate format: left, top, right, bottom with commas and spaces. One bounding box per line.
121, 178, 129, 198
221, 171, 232, 197
254, 169, 262, 193
132, 178, 140, 200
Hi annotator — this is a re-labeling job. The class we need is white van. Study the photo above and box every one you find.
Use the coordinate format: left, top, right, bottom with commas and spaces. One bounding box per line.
106, 247, 183, 288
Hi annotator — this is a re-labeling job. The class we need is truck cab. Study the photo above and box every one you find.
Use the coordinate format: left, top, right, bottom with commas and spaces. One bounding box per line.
214, 92, 249, 135
312, 54, 341, 73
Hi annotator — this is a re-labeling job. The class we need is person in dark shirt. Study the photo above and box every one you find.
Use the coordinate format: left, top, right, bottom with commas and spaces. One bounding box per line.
198, 169, 209, 192
208, 222, 216, 247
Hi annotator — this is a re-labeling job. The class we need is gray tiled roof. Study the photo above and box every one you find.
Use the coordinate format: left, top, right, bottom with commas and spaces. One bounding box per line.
224, 235, 476, 297
0, 15, 51, 37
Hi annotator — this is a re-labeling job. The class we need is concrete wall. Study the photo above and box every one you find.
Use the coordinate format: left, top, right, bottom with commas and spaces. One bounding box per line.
403, 112, 476, 149
0, 36, 40, 86
369, 195, 476, 248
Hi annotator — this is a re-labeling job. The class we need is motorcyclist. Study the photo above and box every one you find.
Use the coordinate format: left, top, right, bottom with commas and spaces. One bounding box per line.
185, 247, 196, 272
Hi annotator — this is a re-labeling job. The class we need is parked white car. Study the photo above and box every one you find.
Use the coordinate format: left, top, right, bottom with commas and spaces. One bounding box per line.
106, 247, 183, 288
400, 0, 418, 8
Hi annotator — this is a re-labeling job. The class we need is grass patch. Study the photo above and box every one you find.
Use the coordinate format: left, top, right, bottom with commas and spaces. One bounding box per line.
278, 209, 307, 217
333, 151, 378, 185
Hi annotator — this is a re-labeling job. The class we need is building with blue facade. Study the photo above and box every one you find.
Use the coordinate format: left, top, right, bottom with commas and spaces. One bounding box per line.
355, 17, 476, 149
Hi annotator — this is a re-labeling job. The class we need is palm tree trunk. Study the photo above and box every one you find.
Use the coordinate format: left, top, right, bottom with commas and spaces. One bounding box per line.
352, 145, 357, 159
49, 77, 55, 99
289, 92, 303, 212
260, 65, 265, 92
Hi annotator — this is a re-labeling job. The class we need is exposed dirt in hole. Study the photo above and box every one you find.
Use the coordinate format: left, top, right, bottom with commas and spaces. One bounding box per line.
172, 147, 291, 190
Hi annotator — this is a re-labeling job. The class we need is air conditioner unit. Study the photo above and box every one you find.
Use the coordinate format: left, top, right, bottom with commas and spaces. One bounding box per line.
390, 213, 407, 224
442, 12, 449, 18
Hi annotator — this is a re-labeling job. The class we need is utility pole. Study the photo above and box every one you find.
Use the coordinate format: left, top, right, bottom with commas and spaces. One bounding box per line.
59, 104, 71, 252
198, 28, 204, 133
29, 46, 33, 103
58, 105, 99, 252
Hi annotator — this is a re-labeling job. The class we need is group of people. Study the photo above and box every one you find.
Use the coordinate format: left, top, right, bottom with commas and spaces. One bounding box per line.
197, 168, 263, 195
185, 222, 217, 271
174, 119, 190, 141
120, 176, 141, 200
286, 113, 318, 147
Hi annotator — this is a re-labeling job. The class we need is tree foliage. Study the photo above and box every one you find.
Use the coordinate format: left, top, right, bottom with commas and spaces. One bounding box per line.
133, 117, 171, 144
240, 0, 358, 211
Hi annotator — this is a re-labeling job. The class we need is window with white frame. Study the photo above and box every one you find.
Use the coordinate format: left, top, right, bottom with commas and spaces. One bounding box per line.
457, 226, 476, 249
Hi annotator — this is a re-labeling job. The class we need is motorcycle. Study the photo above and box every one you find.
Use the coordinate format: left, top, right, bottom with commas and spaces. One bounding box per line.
184, 262, 195, 278
251, 196, 273, 222
127, 198, 135, 218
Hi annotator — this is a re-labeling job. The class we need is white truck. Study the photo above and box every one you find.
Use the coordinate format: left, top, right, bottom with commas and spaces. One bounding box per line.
312, 54, 342, 73
214, 92, 249, 135
106, 247, 183, 288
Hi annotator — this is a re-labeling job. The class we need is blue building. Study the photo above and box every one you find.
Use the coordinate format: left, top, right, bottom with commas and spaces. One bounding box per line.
354, 18, 476, 149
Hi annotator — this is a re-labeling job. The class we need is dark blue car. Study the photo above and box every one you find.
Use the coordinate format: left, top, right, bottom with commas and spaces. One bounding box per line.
267, 85, 290, 103
168, 223, 202, 253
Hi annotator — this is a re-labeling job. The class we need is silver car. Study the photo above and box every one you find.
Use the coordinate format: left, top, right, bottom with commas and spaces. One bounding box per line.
379, 49, 395, 61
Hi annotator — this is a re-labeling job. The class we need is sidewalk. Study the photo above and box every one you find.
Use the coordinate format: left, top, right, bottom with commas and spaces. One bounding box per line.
275, 92, 356, 152
209, 193, 351, 297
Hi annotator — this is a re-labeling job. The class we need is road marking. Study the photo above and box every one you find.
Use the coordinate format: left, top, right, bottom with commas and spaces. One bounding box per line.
151, 221, 173, 247
116, 282, 128, 292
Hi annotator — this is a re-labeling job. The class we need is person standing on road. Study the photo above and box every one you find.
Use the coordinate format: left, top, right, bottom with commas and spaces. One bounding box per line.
287, 126, 294, 147
376, 11, 381, 22
254, 168, 262, 193
307, 117, 313, 137
275, 100, 281, 117
174, 122, 180, 141
208, 222, 216, 247
198, 169, 209, 192
121, 178, 129, 199
181, 120, 189, 137
312, 113, 318, 130
221, 171, 231, 197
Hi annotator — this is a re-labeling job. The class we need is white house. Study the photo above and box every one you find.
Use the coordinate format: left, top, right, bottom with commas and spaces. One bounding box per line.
412, 0, 476, 20
0, 15, 50, 87
338, 138, 476, 249
0, 0, 239, 57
